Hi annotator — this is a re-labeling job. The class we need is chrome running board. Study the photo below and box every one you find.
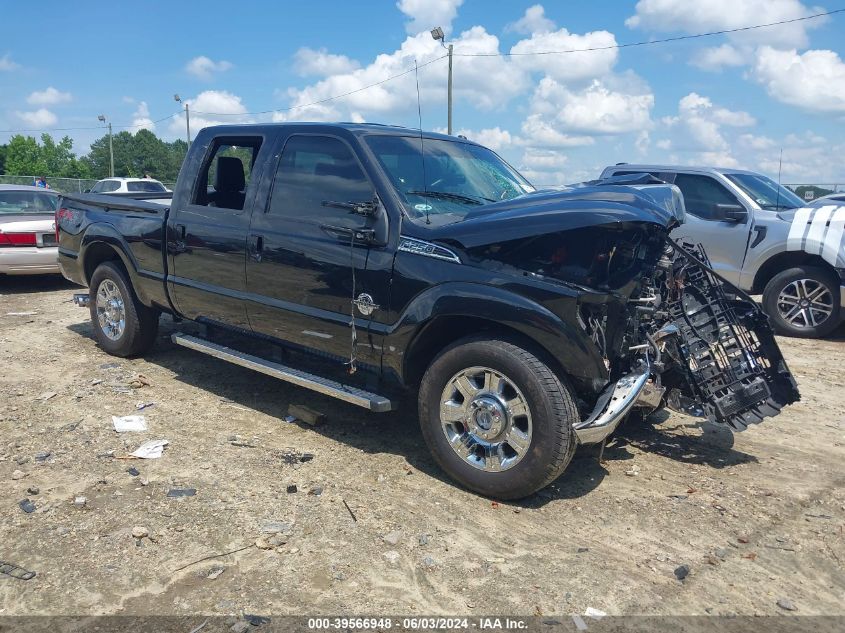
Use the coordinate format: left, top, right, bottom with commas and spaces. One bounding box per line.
171, 333, 395, 412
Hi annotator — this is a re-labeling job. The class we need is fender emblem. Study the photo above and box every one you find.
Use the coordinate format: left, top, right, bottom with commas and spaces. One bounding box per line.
353, 293, 378, 316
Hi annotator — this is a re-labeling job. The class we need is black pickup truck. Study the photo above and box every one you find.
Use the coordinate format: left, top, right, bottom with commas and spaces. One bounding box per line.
57, 123, 799, 499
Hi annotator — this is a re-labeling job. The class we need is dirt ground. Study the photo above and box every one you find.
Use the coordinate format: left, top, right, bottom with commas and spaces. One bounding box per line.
1, 275, 843, 619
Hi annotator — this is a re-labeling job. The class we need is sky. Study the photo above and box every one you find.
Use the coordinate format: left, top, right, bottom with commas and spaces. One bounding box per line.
1, 0, 844, 186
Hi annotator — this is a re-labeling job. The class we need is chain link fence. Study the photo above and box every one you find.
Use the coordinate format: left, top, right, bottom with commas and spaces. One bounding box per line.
0, 175, 177, 194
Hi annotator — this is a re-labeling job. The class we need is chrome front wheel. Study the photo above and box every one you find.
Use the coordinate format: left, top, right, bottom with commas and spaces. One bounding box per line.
439, 366, 532, 472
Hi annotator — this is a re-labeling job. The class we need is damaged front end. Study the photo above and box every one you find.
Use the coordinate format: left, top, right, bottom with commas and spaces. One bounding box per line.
437, 179, 800, 443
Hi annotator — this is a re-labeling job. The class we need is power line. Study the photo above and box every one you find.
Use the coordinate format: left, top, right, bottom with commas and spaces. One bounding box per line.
456, 9, 844, 57
192, 53, 449, 117
0, 112, 179, 135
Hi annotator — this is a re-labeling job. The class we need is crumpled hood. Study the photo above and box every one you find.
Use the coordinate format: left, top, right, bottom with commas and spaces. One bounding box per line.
413, 183, 682, 249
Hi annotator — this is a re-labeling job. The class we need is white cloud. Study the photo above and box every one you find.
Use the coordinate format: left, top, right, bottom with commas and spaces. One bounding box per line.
294, 47, 361, 77
26, 86, 72, 106
510, 28, 618, 82
168, 90, 250, 136
397, 0, 464, 35
451, 126, 513, 150
185, 55, 234, 80
131, 101, 155, 131
626, 0, 825, 49
15, 108, 57, 128
753, 46, 845, 113
273, 27, 527, 123
0, 53, 19, 71
655, 92, 755, 165
505, 4, 555, 35
518, 114, 596, 148
691, 44, 747, 72
737, 133, 776, 150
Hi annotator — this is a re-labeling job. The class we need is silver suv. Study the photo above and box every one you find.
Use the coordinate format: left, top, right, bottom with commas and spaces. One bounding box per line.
600, 164, 845, 338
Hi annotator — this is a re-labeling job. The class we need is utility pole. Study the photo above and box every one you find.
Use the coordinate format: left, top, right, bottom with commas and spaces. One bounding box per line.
431, 27, 453, 135
174, 94, 191, 144
98, 115, 114, 177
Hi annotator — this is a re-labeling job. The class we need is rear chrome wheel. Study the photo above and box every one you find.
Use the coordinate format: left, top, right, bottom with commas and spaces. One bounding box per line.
96, 279, 126, 340
439, 366, 532, 472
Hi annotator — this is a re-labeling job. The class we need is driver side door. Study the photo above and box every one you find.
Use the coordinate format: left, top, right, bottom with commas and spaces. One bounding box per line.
669, 172, 753, 285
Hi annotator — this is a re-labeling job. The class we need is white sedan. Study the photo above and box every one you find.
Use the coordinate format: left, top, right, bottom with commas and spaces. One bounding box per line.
88, 177, 169, 193
0, 185, 61, 275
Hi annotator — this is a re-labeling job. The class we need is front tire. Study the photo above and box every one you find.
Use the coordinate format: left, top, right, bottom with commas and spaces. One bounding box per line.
88, 261, 159, 357
418, 336, 579, 500
762, 266, 840, 338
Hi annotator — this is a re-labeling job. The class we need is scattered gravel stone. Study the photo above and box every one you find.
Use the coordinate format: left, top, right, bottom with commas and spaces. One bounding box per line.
19, 499, 36, 514
577, 547, 589, 553
383, 550, 401, 565
11, 469, 25, 480
166, 488, 196, 498
131, 526, 149, 539
421, 556, 437, 570
268, 533, 288, 547
286, 485, 297, 494
207, 566, 225, 580
56, 527, 71, 536
777, 598, 797, 611
625, 465, 640, 477
255, 537, 274, 550
127, 467, 140, 477
299, 453, 315, 463
418, 534, 431, 546
230, 621, 250, 633
34, 451, 51, 462
308, 486, 323, 496
674, 564, 691, 581
73, 496, 87, 508
383, 530, 403, 546
26, 486, 39, 495
715, 548, 728, 559
261, 521, 292, 534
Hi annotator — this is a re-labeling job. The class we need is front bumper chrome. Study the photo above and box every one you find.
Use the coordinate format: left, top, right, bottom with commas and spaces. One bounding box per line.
840, 283, 845, 310
574, 361, 652, 444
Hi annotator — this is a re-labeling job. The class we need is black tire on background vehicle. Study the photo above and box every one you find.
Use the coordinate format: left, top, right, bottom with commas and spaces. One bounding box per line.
88, 261, 159, 357
762, 266, 841, 339
418, 336, 579, 500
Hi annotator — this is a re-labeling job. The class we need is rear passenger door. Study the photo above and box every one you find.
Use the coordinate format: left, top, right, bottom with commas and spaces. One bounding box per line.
244, 133, 389, 370
668, 173, 753, 285
168, 135, 265, 330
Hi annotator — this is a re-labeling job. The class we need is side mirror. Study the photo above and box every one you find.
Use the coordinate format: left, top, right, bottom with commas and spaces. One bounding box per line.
716, 203, 747, 223
83, 189, 91, 193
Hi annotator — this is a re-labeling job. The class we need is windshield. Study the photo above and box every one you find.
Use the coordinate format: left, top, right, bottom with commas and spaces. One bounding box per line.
725, 173, 804, 211
0, 190, 58, 214
365, 135, 534, 222
127, 180, 166, 192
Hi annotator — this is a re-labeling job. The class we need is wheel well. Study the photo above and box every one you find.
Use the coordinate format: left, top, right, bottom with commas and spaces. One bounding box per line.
752, 251, 838, 293
403, 316, 572, 391
83, 242, 123, 285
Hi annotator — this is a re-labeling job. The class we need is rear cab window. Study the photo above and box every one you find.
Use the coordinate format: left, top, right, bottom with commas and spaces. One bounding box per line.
192, 137, 264, 211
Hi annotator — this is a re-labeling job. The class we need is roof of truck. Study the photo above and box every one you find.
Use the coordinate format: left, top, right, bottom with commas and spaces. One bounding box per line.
604, 164, 765, 177
202, 122, 478, 144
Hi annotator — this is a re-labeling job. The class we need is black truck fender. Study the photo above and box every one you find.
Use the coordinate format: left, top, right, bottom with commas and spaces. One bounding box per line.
76, 224, 165, 310
387, 282, 609, 398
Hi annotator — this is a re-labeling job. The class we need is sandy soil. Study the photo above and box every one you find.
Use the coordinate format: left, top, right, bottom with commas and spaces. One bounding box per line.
1, 276, 843, 618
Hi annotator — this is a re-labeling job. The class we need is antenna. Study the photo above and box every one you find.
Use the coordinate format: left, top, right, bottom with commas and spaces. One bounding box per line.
414, 59, 431, 225
776, 147, 783, 211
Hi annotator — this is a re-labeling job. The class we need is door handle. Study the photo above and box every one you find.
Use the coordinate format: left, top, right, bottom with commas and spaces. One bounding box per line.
320, 224, 376, 244
249, 234, 264, 263
175, 223, 186, 239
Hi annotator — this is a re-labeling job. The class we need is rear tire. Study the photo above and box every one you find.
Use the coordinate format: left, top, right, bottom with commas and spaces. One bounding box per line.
88, 261, 159, 357
418, 336, 579, 500
762, 266, 840, 338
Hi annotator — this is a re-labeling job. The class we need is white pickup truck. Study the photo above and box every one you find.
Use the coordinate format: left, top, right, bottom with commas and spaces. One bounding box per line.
600, 164, 845, 338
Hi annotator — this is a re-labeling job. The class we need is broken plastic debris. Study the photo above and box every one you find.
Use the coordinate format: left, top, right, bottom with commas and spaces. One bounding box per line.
283, 415, 296, 423
584, 607, 607, 618
135, 401, 155, 411
37, 391, 57, 401
6, 311, 37, 316
129, 439, 169, 459
112, 415, 148, 433
167, 487, 196, 498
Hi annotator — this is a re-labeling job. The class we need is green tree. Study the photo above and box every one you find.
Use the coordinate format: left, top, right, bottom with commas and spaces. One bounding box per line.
0, 143, 7, 174
4, 135, 43, 175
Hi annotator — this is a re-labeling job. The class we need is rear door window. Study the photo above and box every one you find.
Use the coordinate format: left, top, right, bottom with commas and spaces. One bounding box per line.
192, 137, 263, 210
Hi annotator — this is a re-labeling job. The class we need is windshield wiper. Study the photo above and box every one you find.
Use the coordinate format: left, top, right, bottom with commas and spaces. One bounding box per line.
406, 190, 491, 205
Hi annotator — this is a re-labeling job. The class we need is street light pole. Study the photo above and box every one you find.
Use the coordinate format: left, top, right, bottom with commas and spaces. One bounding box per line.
98, 114, 114, 177
447, 43, 453, 135
431, 27, 454, 135
174, 94, 191, 144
